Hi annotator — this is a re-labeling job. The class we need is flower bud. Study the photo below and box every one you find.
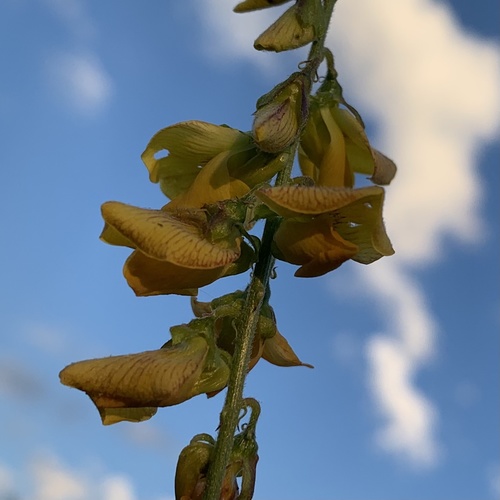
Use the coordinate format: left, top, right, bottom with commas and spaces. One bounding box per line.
253, 73, 308, 153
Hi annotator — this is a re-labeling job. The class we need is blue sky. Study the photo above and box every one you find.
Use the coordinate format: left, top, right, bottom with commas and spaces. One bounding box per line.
0, 1, 499, 499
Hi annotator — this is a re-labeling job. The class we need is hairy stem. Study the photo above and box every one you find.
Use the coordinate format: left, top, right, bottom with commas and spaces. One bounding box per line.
203, 2, 337, 497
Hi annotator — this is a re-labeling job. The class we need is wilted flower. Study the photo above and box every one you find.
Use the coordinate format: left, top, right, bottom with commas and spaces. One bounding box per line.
299, 98, 397, 188
59, 334, 230, 425
100, 201, 255, 296
256, 185, 394, 277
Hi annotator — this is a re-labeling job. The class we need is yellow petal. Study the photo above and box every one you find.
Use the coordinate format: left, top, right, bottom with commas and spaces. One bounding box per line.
99, 407, 158, 426
141, 121, 249, 183
256, 185, 385, 217
101, 202, 240, 268
332, 189, 395, 263
123, 250, 229, 297
254, 4, 315, 52
165, 150, 251, 209
370, 149, 397, 185
262, 330, 313, 368
59, 337, 209, 418
274, 217, 358, 277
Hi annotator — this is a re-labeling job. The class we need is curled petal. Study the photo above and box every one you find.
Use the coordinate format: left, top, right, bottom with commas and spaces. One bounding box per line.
101, 202, 240, 269
142, 121, 249, 184
59, 337, 210, 423
256, 185, 384, 217
274, 217, 358, 277
123, 250, 229, 297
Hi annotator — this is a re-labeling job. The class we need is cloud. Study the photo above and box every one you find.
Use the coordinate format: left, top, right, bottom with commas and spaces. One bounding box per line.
487, 463, 500, 499
46, 51, 113, 116
197, 0, 500, 467
326, 0, 500, 466
0, 464, 15, 496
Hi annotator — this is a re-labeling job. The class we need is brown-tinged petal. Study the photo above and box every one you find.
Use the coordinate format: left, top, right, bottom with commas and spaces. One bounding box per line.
59, 337, 210, 423
256, 185, 385, 217
101, 202, 241, 269
123, 250, 229, 297
262, 330, 313, 368
274, 216, 358, 277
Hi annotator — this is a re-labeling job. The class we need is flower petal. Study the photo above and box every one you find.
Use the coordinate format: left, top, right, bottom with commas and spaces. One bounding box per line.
59, 337, 210, 419
141, 121, 250, 184
101, 202, 241, 268
274, 216, 359, 277
256, 185, 385, 217
123, 250, 229, 297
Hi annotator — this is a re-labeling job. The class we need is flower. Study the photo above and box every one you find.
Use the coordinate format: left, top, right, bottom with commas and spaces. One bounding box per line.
141, 120, 287, 209
100, 201, 255, 296
59, 334, 230, 425
256, 184, 394, 277
299, 99, 397, 188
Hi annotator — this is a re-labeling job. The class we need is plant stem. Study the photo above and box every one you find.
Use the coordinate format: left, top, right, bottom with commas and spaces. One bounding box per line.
203, 2, 337, 497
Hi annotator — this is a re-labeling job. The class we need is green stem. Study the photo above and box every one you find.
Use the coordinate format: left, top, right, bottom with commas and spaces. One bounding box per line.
203, 2, 337, 497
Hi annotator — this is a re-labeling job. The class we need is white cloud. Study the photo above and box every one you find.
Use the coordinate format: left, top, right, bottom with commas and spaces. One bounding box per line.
0, 464, 15, 495
326, 0, 500, 466
46, 51, 113, 116
31, 455, 89, 500
100, 475, 136, 500
13, 452, 164, 500
198, 0, 500, 468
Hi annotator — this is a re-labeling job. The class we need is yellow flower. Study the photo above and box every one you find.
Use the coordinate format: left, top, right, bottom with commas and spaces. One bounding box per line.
256, 184, 394, 277
59, 335, 230, 425
299, 100, 397, 188
100, 201, 254, 296
141, 120, 287, 209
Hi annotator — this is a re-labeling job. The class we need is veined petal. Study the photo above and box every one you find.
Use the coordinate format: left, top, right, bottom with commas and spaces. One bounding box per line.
101, 202, 241, 269
256, 185, 385, 217
141, 121, 250, 184
123, 250, 230, 297
274, 217, 358, 277
59, 337, 209, 418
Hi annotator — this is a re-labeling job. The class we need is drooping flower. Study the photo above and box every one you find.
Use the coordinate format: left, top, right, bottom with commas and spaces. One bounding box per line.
256, 184, 394, 277
59, 334, 230, 425
100, 201, 255, 296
